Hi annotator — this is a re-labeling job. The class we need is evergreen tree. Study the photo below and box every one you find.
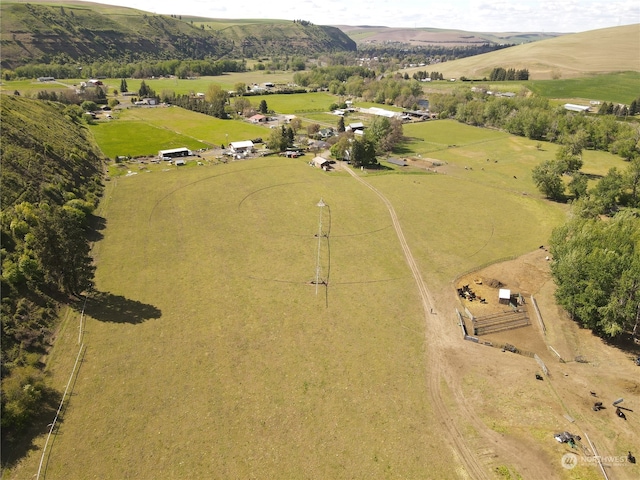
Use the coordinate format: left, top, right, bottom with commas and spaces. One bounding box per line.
120, 78, 128, 93
259, 99, 268, 114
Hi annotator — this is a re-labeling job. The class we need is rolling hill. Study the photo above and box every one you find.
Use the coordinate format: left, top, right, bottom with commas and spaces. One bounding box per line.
405, 23, 640, 80
334, 25, 563, 46
0, 1, 356, 68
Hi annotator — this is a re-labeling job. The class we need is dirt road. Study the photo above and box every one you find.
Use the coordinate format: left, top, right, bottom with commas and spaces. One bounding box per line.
343, 165, 489, 479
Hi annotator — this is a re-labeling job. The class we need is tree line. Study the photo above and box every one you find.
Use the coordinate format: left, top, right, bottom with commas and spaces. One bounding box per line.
488, 67, 529, 81
3, 58, 246, 81
435, 90, 640, 161
1, 97, 104, 445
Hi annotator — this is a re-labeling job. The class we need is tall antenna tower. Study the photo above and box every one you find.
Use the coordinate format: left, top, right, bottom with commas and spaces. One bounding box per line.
314, 198, 326, 295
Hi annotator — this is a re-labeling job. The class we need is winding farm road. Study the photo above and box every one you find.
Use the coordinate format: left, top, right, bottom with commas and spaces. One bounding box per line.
343, 165, 489, 479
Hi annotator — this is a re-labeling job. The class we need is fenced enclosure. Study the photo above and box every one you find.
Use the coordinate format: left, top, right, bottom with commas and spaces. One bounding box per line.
472, 309, 530, 336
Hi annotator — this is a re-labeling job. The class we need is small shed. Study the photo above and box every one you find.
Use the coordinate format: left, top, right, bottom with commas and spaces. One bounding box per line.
347, 122, 365, 132
499, 289, 511, 305
312, 157, 330, 169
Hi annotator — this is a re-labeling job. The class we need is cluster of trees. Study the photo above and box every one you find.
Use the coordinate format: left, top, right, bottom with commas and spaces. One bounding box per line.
550, 210, 640, 339
267, 125, 296, 151
412, 71, 445, 81
252, 55, 307, 72
598, 97, 640, 117
1, 96, 104, 441
329, 116, 404, 167
161, 84, 229, 119
34, 83, 106, 107
4, 59, 246, 81
488, 67, 530, 81
293, 66, 376, 89
358, 43, 515, 66
435, 90, 640, 164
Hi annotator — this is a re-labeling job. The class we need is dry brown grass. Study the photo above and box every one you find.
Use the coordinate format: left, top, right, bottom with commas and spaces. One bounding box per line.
404, 24, 640, 80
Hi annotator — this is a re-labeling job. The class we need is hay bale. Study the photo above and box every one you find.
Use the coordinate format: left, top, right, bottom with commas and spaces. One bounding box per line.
486, 278, 504, 288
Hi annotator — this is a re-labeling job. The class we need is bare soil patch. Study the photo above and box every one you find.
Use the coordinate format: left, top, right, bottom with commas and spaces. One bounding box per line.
440, 249, 640, 479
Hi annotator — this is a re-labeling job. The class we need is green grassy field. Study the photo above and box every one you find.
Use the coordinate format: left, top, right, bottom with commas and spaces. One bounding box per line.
12, 148, 569, 479
242, 92, 336, 114
9, 104, 635, 479
10, 112, 598, 479
89, 107, 268, 158
528, 71, 640, 104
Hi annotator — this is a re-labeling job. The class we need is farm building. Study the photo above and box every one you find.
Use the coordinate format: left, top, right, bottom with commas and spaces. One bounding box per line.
347, 122, 365, 132
564, 103, 590, 113
158, 147, 190, 159
312, 157, 330, 169
498, 288, 511, 305
229, 141, 254, 154
359, 107, 400, 118
249, 114, 267, 123
37, 76, 55, 82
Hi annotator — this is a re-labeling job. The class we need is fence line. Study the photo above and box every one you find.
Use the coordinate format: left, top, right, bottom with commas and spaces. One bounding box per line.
36, 343, 86, 480
583, 432, 610, 480
530, 295, 546, 334
452, 255, 518, 286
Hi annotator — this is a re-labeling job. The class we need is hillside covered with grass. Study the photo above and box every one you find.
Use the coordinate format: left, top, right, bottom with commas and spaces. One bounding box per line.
408, 23, 640, 80
0, 1, 356, 69
1, 96, 104, 458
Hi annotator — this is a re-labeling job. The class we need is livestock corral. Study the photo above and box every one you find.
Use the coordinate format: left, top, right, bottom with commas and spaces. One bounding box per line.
457, 276, 531, 338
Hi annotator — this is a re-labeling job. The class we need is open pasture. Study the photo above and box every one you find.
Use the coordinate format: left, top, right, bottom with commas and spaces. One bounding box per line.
397, 120, 630, 193
89, 111, 209, 159
241, 92, 336, 114
89, 107, 267, 158
118, 71, 297, 96
25, 159, 467, 479
14, 128, 574, 478
528, 71, 640, 105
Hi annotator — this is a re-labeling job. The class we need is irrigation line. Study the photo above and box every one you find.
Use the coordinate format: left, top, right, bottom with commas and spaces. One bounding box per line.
36, 342, 86, 480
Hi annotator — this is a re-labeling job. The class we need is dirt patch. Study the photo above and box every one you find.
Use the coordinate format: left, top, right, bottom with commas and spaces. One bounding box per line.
439, 248, 640, 479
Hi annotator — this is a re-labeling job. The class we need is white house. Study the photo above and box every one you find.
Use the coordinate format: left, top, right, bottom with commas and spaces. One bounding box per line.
229, 140, 254, 155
